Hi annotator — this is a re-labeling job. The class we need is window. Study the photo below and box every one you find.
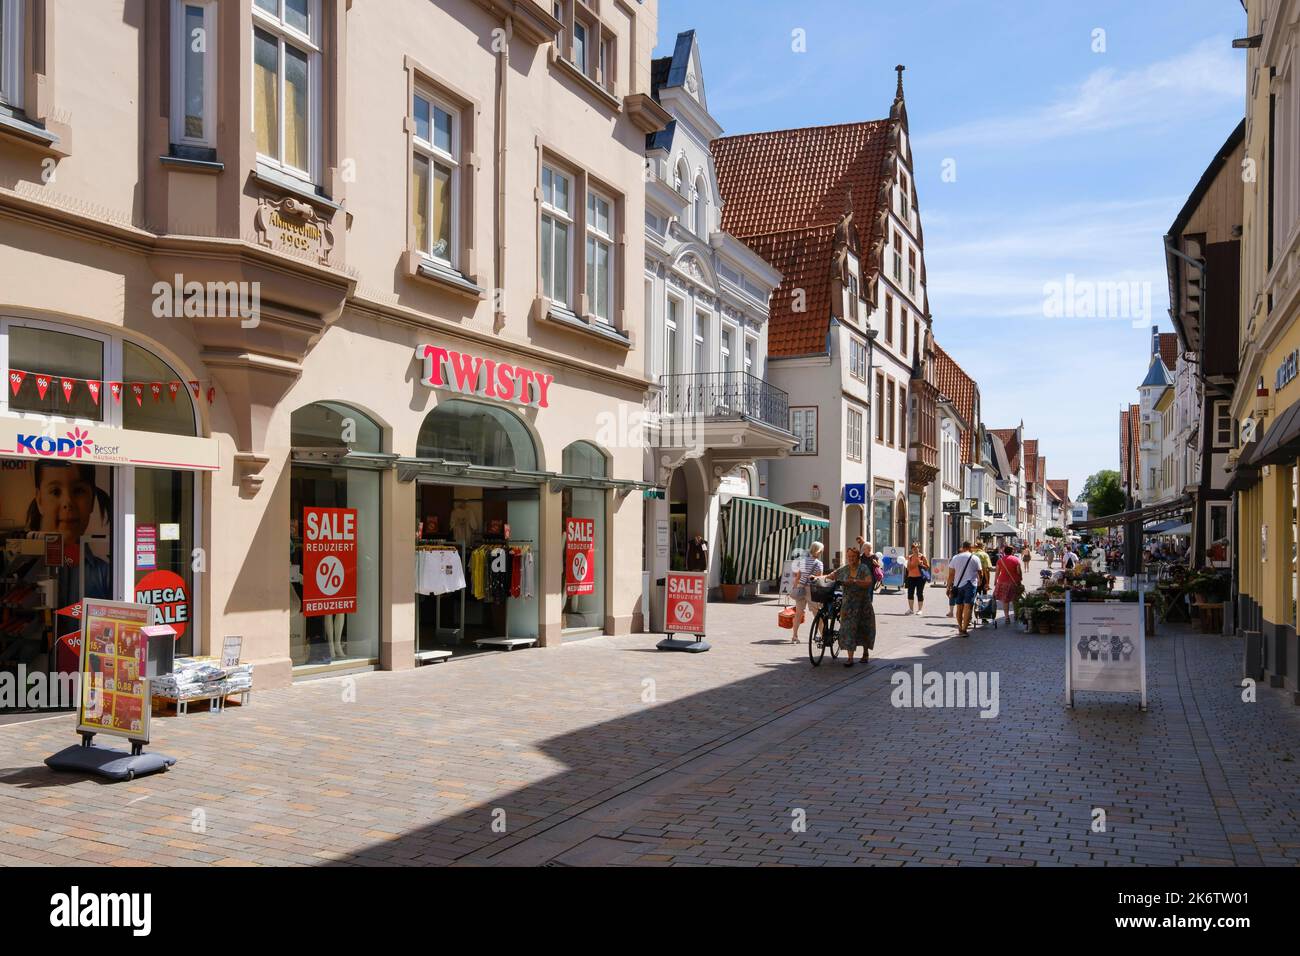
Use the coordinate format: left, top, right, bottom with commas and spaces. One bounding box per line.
413, 91, 460, 267
170, 1, 217, 148
585, 189, 613, 322
573, 19, 589, 74
694, 177, 707, 236
892, 232, 902, 282
790, 407, 817, 455
884, 293, 894, 344
900, 306, 908, 357
744, 337, 756, 377
898, 383, 907, 448
563, 441, 608, 631
847, 406, 863, 462
848, 274, 859, 320
875, 373, 885, 442
0, 0, 23, 109
541, 165, 573, 305
253, 0, 321, 182
1214, 401, 1232, 447
908, 249, 917, 296
886, 379, 895, 446
720, 325, 733, 371
693, 312, 707, 373
599, 35, 616, 92
900, 170, 910, 214
913, 319, 920, 357
664, 296, 680, 377
850, 337, 867, 381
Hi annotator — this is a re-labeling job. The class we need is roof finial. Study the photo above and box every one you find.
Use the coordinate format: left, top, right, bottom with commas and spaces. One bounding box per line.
895, 64, 906, 99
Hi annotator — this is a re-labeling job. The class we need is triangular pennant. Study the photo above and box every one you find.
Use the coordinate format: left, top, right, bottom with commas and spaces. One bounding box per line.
168, 381, 180, 402
129, 383, 144, 407
60, 378, 75, 403
56, 602, 83, 619
149, 382, 162, 402
188, 380, 200, 399
86, 380, 101, 406
8, 370, 25, 397
35, 375, 50, 400
109, 382, 123, 403
207, 387, 216, 405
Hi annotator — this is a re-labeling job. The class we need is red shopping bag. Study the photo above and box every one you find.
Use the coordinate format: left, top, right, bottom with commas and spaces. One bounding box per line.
778, 607, 804, 629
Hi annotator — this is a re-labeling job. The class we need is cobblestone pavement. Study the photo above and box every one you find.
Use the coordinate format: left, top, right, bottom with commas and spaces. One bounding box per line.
1, 586, 1298, 867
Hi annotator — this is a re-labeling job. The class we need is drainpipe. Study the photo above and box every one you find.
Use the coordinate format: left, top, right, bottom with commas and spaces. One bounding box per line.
495, 17, 513, 329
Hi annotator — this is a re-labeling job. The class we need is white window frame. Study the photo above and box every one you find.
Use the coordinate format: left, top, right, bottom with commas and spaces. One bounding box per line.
413, 88, 460, 269
170, 0, 218, 148
693, 310, 708, 374
790, 406, 817, 455
572, 19, 588, 74
850, 337, 866, 381
720, 321, 736, 372
0, 0, 24, 109
1214, 400, 1232, 447
585, 187, 614, 323
541, 164, 575, 307
744, 335, 757, 378
847, 405, 863, 462
251, 0, 323, 184
664, 294, 683, 379
694, 177, 707, 237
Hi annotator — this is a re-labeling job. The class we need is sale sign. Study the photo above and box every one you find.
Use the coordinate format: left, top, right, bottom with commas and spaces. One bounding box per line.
664, 572, 706, 635
133, 569, 190, 640
564, 517, 595, 596
303, 507, 358, 616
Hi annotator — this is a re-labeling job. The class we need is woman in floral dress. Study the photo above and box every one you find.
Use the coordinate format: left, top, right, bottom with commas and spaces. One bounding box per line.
819, 546, 878, 667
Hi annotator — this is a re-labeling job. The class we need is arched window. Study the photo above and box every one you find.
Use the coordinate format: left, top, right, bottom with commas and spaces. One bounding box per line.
291, 401, 383, 452
417, 399, 538, 470
675, 158, 690, 196
694, 176, 707, 236
563, 440, 607, 478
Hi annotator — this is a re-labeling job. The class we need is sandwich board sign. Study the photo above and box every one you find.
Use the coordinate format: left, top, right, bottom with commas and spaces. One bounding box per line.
1065, 591, 1147, 711
657, 570, 709, 653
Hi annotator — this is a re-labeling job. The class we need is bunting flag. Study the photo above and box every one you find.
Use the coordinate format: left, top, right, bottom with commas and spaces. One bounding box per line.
189, 381, 200, 398
168, 381, 180, 402
207, 387, 216, 405
5, 369, 212, 407
149, 382, 162, 402
109, 382, 123, 403
35, 375, 50, 400
129, 383, 144, 407
60, 378, 75, 403
86, 380, 101, 406
8, 370, 25, 396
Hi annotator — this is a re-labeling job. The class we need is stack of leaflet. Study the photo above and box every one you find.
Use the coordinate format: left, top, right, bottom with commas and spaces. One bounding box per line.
152, 657, 254, 701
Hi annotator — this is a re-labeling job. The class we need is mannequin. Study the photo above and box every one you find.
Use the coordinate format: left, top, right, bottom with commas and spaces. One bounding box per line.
323, 613, 347, 660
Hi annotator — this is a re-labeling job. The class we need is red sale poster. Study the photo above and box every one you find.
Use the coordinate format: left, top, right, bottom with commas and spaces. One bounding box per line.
302, 507, 358, 616
564, 517, 595, 596
664, 571, 707, 635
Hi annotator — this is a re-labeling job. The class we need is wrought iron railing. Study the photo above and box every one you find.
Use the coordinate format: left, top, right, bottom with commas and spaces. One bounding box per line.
654, 371, 791, 431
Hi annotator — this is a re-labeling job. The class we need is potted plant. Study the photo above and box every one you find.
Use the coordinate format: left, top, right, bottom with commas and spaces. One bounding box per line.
1035, 605, 1062, 634
720, 554, 742, 602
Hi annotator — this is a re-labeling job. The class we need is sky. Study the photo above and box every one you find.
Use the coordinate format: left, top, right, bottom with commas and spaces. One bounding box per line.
655, 0, 1247, 496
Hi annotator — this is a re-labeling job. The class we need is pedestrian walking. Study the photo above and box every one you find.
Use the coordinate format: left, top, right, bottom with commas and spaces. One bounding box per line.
993, 544, 1024, 625
904, 541, 930, 615
971, 540, 993, 595
945, 541, 981, 637
788, 541, 824, 644
816, 545, 877, 666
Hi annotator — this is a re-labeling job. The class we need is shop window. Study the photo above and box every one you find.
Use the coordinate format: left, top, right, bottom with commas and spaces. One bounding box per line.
289, 402, 382, 669
417, 399, 538, 471
7, 326, 105, 422
562, 441, 607, 631
122, 342, 198, 437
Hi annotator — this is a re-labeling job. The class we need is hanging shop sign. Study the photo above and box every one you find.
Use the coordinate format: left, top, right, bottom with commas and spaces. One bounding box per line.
664, 571, 707, 635
302, 507, 359, 616
1276, 348, 1299, 393
0, 416, 219, 471
843, 483, 865, 504
942, 501, 961, 514
1065, 593, 1146, 711
564, 517, 596, 596
77, 598, 153, 742
417, 344, 556, 408
133, 569, 190, 640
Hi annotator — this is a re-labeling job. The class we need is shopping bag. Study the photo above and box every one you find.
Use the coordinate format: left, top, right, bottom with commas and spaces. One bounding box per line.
778, 607, 803, 629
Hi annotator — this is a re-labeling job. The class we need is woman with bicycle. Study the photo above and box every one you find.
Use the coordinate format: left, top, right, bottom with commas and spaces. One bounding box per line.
817, 544, 878, 667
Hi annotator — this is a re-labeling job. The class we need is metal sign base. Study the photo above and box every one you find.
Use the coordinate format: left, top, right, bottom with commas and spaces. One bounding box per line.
656, 635, 710, 653
46, 737, 176, 782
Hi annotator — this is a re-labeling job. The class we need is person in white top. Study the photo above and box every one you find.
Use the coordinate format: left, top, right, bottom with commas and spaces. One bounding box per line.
789, 542, 825, 644
945, 541, 982, 637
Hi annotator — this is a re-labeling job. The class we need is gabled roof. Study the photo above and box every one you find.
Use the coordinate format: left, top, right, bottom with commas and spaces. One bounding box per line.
1048, 479, 1070, 501
1157, 332, 1179, 372
713, 118, 895, 357
1140, 355, 1173, 388
990, 428, 1021, 475
1023, 439, 1039, 487
1045, 483, 1062, 504
932, 341, 978, 463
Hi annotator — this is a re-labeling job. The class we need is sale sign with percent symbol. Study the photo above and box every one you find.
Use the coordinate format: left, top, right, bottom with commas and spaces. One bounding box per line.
564, 517, 596, 596
664, 571, 707, 635
302, 507, 358, 616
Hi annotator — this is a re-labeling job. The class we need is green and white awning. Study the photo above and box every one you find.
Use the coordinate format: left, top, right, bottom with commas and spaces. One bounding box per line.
721, 497, 830, 583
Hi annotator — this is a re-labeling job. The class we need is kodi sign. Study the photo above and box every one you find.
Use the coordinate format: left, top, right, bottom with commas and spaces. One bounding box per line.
418, 345, 555, 408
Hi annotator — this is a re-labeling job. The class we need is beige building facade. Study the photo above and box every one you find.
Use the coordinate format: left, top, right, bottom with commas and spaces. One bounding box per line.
0, 0, 666, 689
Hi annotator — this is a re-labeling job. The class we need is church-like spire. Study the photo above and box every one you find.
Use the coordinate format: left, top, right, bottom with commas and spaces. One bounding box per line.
895, 64, 906, 101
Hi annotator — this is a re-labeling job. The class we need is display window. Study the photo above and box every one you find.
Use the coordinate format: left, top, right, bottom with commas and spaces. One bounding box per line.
562, 441, 607, 632
289, 402, 383, 669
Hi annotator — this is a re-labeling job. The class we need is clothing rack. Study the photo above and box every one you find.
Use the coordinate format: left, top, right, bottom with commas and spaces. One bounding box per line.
415, 539, 468, 649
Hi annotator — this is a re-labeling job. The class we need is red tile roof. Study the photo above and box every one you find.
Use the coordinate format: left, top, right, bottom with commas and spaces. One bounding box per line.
1158, 332, 1179, 372
990, 428, 1021, 475
932, 341, 978, 464
1127, 404, 1141, 486
712, 120, 895, 358
1048, 479, 1069, 501
1023, 439, 1039, 487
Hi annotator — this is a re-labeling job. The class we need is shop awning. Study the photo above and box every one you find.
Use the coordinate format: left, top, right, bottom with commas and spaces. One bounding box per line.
1144, 518, 1181, 534
1225, 441, 1261, 493
721, 497, 829, 584
1167, 523, 1193, 536
1070, 495, 1192, 531
1245, 398, 1300, 468
982, 519, 1018, 536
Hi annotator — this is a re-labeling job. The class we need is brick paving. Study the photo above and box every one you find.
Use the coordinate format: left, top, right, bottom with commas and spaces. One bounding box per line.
0, 586, 1298, 866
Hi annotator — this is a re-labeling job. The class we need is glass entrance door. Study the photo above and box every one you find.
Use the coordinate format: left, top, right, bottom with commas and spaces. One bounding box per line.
131, 468, 197, 656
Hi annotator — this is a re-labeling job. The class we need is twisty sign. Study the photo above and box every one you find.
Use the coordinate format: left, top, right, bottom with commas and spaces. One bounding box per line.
418, 345, 555, 409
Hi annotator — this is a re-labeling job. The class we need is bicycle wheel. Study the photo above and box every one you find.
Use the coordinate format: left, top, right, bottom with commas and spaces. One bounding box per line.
808, 612, 827, 667
827, 614, 841, 659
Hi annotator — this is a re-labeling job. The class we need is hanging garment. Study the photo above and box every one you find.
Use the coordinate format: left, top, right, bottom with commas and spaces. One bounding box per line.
417, 549, 465, 596
521, 549, 536, 600
470, 546, 489, 601
509, 549, 522, 598
488, 547, 512, 603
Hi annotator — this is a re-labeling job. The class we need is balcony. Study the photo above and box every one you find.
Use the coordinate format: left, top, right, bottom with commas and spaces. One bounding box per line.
649, 371, 797, 461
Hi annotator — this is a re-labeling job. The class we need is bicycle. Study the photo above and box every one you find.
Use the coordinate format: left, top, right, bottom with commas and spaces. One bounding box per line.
807, 582, 843, 667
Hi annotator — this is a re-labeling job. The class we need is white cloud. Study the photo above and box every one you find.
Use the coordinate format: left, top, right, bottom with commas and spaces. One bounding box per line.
917, 39, 1242, 150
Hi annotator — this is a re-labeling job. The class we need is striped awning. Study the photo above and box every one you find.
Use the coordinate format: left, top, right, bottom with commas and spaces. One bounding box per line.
721, 497, 830, 583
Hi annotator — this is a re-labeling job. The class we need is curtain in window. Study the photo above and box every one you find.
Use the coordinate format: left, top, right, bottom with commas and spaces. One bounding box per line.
253, 29, 279, 157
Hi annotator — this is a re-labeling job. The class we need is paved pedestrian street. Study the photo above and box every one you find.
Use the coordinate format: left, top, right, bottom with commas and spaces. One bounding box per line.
1, 589, 1297, 867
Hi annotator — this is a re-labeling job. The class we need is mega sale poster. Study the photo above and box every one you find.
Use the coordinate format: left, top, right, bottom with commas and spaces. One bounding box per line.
77, 599, 153, 742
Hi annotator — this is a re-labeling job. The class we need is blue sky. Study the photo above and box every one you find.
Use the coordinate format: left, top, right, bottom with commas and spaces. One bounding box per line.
655, 0, 1247, 496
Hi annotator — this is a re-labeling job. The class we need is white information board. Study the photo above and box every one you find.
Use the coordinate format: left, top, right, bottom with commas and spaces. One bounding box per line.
1066, 592, 1146, 710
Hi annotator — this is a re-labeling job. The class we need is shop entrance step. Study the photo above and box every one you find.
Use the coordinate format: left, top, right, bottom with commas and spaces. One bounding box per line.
474, 637, 538, 651
415, 650, 453, 665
